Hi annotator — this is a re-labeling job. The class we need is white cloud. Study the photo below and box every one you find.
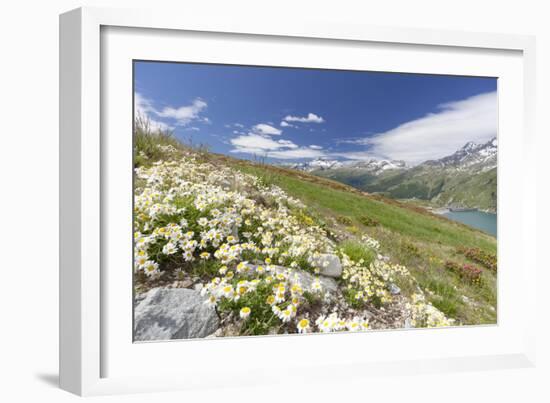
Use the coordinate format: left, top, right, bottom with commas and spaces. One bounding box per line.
309, 145, 323, 150
230, 133, 324, 160
230, 133, 292, 153
134, 93, 154, 115
277, 139, 299, 149
280, 121, 296, 128
134, 92, 209, 129
156, 98, 208, 126
283, 112, 325, 124
331, 151, 377, 161
334, 136, 366, 145
267, 148, 326, 160
143, 119, 173, 133
252, 123, 282, 136
225, 123, 244, 129
134, 93, 173, 132
356, 91, 497, 164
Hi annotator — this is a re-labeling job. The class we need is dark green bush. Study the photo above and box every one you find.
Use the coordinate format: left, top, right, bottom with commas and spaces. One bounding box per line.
336, 215, 353, 226
359, 215, 379, 226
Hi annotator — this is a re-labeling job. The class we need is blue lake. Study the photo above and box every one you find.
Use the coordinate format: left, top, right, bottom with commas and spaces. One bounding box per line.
443, 210, 497, 238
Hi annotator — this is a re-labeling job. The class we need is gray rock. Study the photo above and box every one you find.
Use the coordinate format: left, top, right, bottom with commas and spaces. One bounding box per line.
378, 254, 390, 262
134, 293, 146, 307
251, 264, 338, 294
171, 279, 192, 288
134, 288, 219, 341
311, 254, 343, 278
389, 283, 401, 295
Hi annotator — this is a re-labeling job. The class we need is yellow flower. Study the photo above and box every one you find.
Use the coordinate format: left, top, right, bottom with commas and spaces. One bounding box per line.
236, 261, 249, 273
240, 307, 251, 319
222, 285, 234, 298
297, 318, 310, 333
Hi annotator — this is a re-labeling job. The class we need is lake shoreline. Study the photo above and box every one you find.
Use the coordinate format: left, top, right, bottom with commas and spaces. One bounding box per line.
434, 209, 497, 237
429, 207, 497, 216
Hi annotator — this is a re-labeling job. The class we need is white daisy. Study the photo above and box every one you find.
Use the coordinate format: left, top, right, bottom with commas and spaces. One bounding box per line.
297, 318, 310, 334
239, 307, 251, 320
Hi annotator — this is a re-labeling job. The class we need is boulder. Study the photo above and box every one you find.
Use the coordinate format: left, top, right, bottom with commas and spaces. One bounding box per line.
311, 254, 343, 278
134, 288, 219, 341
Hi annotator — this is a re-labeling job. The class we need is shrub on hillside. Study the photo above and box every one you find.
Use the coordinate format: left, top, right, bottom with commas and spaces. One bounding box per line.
403, 242, 421, 257
336, 215, 353, 226
358, 215, 379, 227
458, 247, 497, 271
444, 260, 483, 285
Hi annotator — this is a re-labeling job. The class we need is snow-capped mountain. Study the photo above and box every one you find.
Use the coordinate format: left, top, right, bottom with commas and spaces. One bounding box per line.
303, 138, 498, 212
286, 158, 345, 172
423, 137, 497, 171
348, 159, 408, 175
286, 138, 497, 175
286, 158, 407, 175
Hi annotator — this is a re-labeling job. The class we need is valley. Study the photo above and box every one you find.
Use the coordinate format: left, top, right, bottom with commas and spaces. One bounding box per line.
286, 138, 498, 214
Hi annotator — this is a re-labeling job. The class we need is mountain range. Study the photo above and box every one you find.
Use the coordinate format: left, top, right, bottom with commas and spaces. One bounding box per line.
287, 138, 497, 212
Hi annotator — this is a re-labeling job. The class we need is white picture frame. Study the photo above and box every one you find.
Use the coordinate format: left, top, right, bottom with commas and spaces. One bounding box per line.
59, 6, 537, 396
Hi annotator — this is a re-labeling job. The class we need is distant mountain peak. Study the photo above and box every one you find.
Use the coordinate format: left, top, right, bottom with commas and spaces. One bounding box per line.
350, 158, 408, 174
424, 137, 497, 170
283, 138, 496, 175
282, 158, 344, 172
462, 141, 477, 150
300, 138, 497, 213
283, 157, 407, 174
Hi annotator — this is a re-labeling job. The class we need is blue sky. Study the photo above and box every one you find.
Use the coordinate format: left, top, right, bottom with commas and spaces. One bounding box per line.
134, 61, 497, 165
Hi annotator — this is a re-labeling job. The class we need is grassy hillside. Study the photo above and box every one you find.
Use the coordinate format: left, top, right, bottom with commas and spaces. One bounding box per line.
431, 168, 497, 211
315, 165, 497, 212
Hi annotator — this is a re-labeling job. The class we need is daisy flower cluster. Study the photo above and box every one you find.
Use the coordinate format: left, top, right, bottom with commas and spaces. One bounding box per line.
340, 252, 409, 307
134, 156, 335, 281
361, 234, 380, 251
406, 293, 454, 328
199, 262, 328, 335
315, 313, 370, 333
